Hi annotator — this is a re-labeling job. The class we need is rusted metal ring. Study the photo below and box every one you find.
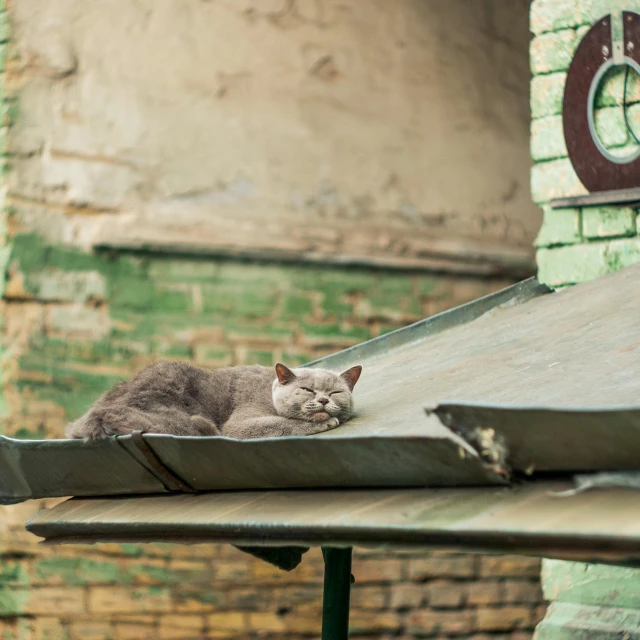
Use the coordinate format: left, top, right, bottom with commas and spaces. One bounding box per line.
563, 11, 640, 192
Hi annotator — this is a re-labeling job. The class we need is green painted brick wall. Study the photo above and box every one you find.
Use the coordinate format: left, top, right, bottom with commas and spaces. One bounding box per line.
530, 0, 640, 288
530, 2, 640, 640
1, 231, 517, 438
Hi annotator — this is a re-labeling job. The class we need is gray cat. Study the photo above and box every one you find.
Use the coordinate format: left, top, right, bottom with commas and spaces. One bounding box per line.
66, 360, 362, 440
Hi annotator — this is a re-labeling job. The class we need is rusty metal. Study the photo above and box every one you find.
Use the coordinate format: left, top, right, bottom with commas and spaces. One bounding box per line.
563, 12, 640, 192
25, 483, 640, 565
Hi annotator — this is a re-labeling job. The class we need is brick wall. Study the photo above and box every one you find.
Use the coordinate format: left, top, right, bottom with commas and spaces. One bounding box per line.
530, 2, 640, 639
530, 0, 640, 287
0, 501, 544, 639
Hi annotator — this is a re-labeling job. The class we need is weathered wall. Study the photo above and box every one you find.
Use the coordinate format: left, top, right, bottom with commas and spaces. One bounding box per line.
530, 1, 640, 639
7, 0, 538, 272
0, 0, 550, 638
537, 561, 640, 640
531, 0, 640, 287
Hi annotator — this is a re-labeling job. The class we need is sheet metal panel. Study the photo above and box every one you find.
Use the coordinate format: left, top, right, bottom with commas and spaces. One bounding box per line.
26, 483, 640, 565
0, 436, 165, 504
119, 435, 501, 491
431, 404, 640, 473
329, 263, 640, 445
0, 432, 503, 505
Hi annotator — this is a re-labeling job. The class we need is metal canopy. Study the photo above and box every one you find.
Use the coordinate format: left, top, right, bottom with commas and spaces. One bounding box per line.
20, 264, 640, 640
0, 277, 548, 505
4, 264, 640, 510
26, 483, 640, 566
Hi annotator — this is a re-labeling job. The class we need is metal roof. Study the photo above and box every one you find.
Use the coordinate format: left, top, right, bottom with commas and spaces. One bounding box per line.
27, 483, 640, 566
0, 276, 549, 505
10, 263, 640, 564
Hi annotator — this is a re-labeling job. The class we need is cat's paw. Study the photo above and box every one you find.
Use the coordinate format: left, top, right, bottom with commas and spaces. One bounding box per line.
322, 417, 340, 430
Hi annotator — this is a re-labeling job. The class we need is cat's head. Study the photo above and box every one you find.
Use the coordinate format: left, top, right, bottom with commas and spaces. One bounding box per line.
271, 363, 362, 423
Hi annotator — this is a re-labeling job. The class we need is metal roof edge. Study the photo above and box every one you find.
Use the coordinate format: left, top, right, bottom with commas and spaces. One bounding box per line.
428, 403, 640, 474
304, 277, 552, 370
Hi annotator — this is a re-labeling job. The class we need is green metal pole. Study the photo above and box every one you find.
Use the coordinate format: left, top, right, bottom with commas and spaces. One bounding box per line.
321, 547, 353, 640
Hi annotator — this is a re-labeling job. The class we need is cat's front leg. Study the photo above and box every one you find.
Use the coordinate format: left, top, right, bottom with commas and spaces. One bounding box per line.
295, 416, 340, 434
222, 415, 339, 439
189, 415, 221, 436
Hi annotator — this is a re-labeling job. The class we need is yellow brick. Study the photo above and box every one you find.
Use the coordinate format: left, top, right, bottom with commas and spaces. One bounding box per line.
158, 615, 205, 639
281, 614, 321, 635
25, 587, 86, 616
206, 612, 247, 632
0, 619, 21, 640
246, 612, 287, 633
88, 587, 171, 614
126, 558, 170, 585
214, 561, 253, 581
68, 620, 113, 640
167, 559, 206, 572
172, 598, 217, 614
477, 605, 533, 631
32, 617, 69, 640
112, 617, 157, 640
349, 610, 403, 635
112, 616, 156, 625
112, 623, 157, 640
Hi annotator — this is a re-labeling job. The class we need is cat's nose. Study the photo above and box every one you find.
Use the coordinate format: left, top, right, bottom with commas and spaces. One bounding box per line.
317, 396, 329, 405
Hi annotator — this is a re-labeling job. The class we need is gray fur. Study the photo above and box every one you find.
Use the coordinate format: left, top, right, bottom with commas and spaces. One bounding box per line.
66, 361, 362, 440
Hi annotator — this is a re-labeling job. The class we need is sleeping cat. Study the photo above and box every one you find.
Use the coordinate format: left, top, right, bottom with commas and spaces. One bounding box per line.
66, 360, 362, 440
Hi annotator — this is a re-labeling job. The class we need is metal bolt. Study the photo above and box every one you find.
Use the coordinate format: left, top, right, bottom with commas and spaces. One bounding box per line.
602, 45, 610, 57
628, 41, 635, 51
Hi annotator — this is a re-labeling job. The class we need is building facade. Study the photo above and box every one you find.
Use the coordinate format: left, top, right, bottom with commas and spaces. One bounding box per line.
531, 0, 640, 637
0, 0, 578, 638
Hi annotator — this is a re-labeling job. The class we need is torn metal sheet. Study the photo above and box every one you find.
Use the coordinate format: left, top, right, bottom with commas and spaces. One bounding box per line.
430, 404, 640, 474
26, 483, 640, 565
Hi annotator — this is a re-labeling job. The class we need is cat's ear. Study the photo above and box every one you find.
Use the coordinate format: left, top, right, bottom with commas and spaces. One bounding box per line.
275, 363, 297, 385
340, 365, 362, 391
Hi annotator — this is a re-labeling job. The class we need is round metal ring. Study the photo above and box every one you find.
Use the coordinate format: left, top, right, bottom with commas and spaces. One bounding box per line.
586, 57, 640, 165
563, 12, 640, 192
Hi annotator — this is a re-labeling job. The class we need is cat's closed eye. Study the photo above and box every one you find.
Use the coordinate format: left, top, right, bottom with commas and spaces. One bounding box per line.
330, 391, 342, 396
300, 387, 314, 393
